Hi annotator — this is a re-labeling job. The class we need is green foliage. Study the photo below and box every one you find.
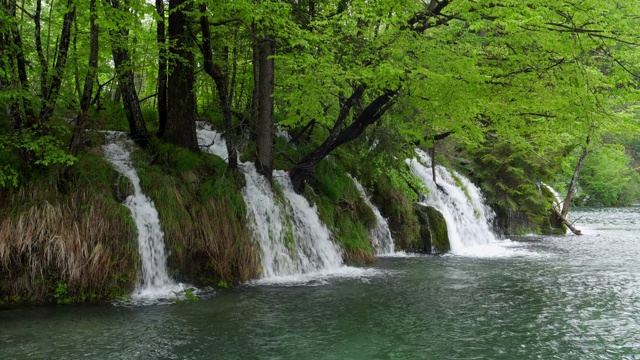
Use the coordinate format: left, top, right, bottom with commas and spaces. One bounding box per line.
558, 143, 640, 206
0, 125, 76, 188
53, 282, 73, 305
468, 136, 562, 234
184, 288, 199, 301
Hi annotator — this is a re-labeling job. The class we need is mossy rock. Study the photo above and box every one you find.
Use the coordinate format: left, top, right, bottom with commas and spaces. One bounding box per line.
414, 204, 450, 253
371, 176, 420, 250
426, 206, 450, 252
113, 175, 134, 203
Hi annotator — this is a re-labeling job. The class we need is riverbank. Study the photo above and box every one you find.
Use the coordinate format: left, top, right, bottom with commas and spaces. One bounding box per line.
1, 207, 637, 358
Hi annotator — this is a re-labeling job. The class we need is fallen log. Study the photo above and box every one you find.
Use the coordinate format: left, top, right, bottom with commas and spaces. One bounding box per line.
552, 207, 582, 235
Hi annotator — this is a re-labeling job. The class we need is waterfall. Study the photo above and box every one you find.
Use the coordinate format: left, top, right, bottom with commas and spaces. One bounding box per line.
407, 149, 517, 257
197, 126, 365, 283
541, 183, 569, 234
542, 183, 564, 211
103, 131, 183, 301
348, 175, 395, 255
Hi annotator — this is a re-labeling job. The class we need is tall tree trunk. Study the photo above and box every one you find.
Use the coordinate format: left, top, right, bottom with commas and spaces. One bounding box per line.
73, 19, 81, 99
289, 88, 397, 193
0, 1, 24, 131
40, 0, 75, 124
34, 0, 49, 100
108, 0, 149, 146
164, 0, 198, 150
68, 0, 98, 156
3, 0, 36, 127
229, 41, 237, 108
255, 32, 275, 180
561, 135, 591, 218
199, 5, 237, 167
155, 0, 167, 138
251, 23, 260, 130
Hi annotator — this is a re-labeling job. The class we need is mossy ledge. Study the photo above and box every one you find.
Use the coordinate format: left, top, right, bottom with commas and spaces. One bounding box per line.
135, 142, 261, 286
414, 204, 450, 254
0, 139, 450, 305
0, 152, 139, 306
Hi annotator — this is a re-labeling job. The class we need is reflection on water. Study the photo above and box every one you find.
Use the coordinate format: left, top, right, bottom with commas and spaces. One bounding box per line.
1, 207, 639, 359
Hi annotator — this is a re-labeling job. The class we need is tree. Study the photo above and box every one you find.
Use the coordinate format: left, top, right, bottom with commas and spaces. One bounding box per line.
106, 0, 149, 146
156, 0, 167, 138
68, 0, 99, 156
198, 3, 238, 168
164, 0, 198, 151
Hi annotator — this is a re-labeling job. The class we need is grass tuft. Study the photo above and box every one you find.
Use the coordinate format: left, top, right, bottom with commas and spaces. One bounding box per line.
136, 143, 260, 285
0, 154, 139, 305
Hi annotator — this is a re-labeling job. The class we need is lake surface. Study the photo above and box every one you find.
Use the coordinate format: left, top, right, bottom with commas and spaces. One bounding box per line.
2, 207, 639, 359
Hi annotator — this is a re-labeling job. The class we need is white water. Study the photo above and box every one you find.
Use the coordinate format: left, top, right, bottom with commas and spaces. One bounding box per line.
541, 183, 569, 235
197, 126, 369, 283
348, 175, 395, 255
407, 149, 522, 257
541, 182, 564, 211
102, 131, 183, 302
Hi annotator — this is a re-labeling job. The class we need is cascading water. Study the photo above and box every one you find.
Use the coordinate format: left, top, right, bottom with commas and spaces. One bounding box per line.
197, 125, 364, 283
103, 131, 183, 301
542, 183, 564, 211
541, 183, 568, 234
348, 175, 395, 255
407, 149, 519, 257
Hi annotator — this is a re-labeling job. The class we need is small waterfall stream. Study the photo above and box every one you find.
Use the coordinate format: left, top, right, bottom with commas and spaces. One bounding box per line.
541, 183, 568, 234
197, 126, 363, 283
542, 183, 564, 211
349, 175, 395, 255
103, 131, 182, 301
408, 149, 518, 257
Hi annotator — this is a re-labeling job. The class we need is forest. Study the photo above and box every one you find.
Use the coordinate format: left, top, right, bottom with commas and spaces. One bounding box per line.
1, 0, 640, 304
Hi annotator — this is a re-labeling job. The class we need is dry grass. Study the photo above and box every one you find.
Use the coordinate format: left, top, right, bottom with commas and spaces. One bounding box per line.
0, 158, 138, 304
164, 196, 260, 284
137, 148, 260, 286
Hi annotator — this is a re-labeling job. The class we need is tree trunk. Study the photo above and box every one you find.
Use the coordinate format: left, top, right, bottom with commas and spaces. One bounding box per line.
68, 0, 98, 156
164, 0, 198, 150
4, 0, 36, 127
34, 0, 49, 100
109, 8, 149, 146
155, 0, 167, 138
251, 23, 260, 130
255, 32, 275, 180
199, 5, 237, 167
552, 207, 582, 235
289, 88, 397, 193
0, 1, 25, 131
40, 0, 75, 124
561, 136, 590, 218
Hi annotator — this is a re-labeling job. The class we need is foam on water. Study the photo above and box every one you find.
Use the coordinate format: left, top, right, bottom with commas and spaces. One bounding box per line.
407, 149, 532, 258
102, 131, 186, 303
250, 266, 384, 286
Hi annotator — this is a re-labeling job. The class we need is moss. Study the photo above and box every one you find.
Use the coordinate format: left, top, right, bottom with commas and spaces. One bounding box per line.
305, 160, 376, 264
136, 144, 259, 286
414, 204, 450, 253
371, 174, 421, 251
425, 206, 450, 252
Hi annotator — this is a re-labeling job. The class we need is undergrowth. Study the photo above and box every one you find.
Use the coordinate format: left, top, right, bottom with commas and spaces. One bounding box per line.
136, 142, 260, 285
0, 152, 138, 305
305, 160, 376, 264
